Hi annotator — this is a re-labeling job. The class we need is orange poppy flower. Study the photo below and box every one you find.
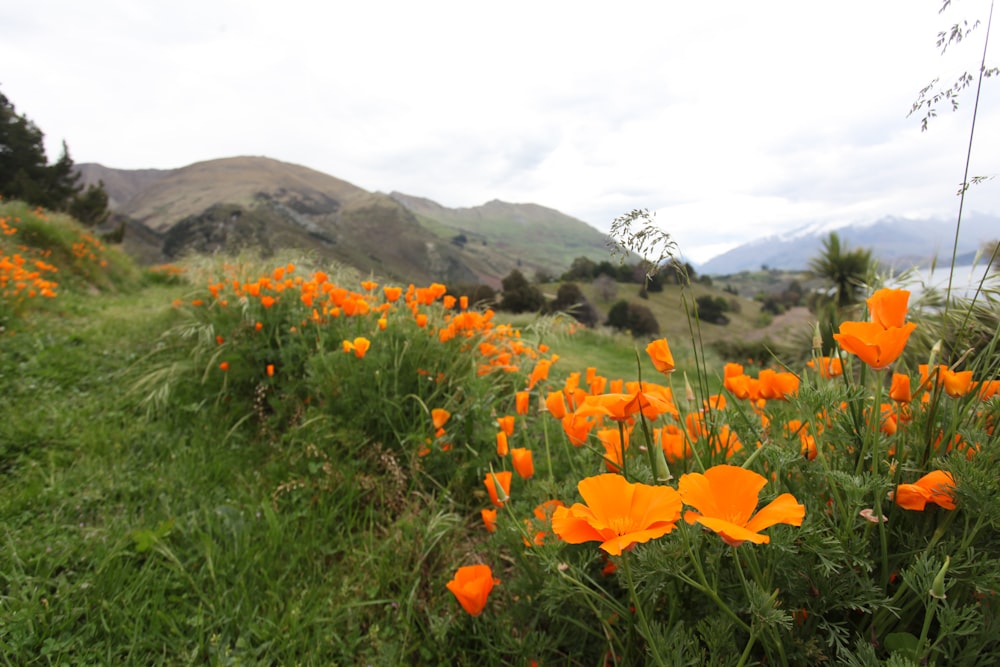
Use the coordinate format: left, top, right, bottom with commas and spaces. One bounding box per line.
889, 373, 912, 402
528, 359, 553, 390
597, 426, 629, 473
481, 508, 497, 533
511, 447, 535, 479
496, 431, 509, 457
485, 470, 512, 507
656, 424, 691, 463
678, 465, 805, 546
266, 363, 275, 377
218, 361, 229, 372
383, 286, 402, 302
341, 336, 370, 359
551, 473, 683, 555
757, 369, 800, 400
545, 391, 568, 419
515, 390, 530, 415
867, 288, 911, 329
833, 321, 917, 370
497, 415, 516, 436
645, 338, 676, 374
260, 295, 276, 309
940, 368, 974, 397
561, 412, 596, 447
892, 470, 957, 511
446, 564, 499, 616
432, 408, 451, 430
724, 373, 760, 401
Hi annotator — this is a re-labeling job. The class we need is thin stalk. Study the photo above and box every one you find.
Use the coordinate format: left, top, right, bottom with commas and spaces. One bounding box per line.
944, 0, 994, 331
622, 553, 666, 667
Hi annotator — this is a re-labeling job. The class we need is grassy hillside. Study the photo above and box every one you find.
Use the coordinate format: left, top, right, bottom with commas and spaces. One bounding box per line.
78, 157, 617, 289
4, 200, 1000, 664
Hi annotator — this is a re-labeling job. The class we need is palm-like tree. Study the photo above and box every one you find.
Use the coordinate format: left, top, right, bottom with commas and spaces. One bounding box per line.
809, 232, 872, 308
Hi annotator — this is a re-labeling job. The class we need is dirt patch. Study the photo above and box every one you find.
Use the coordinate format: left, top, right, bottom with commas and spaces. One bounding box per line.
745, 306, 814, 345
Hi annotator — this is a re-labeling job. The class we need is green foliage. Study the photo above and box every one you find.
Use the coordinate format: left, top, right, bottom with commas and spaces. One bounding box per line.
809, 231, 873, 309
0, 88, 110, 225
605, 298, 660, 336
546, 281, 597, 327
695, 294, 731, 325
498, 268, 545, 313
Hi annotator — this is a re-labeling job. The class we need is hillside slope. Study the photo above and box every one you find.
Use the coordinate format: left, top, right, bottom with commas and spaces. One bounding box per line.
77, 156, 614, 286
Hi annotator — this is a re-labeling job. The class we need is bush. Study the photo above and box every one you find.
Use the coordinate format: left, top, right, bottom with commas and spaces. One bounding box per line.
548, 282, 598, 327
605, 299, 660, 336
694, 295, 730, 325
498, 269, 544, 313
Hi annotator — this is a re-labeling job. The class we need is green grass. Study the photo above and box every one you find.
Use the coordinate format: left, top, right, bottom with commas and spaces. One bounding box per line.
3, 200, 1000, 665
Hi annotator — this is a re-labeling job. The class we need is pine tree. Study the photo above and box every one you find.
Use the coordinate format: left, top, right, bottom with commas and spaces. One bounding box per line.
0, 87, 110, 227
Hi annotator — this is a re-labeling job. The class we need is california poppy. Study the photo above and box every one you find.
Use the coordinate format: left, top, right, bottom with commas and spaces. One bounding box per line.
511, 447, 535, 479
528, 359, 553, 390
515, 390, 530, 415
446, 564, 499, 616
834, 321, 917, 370
867, 288, 911, 329
432, 408, 451, 430
545, 391, 568, 419
757, 369, 800, 401
551, 473, 683, 555
497, 415, 515, 436
481, 508, 497, 533
679, 465, 805, 546
485, 470, 512, 507
496, 431, 509, 457
940, 368, 974, 398
892, 470, 957, 511
341, 336, 370, 359
646, 338, 676, 374
596, 427, 629, 473
890, 372, 912, 402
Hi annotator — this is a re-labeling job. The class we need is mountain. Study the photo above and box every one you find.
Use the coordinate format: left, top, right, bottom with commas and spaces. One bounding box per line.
698, 213, 999, 275
76, 156, 614, 286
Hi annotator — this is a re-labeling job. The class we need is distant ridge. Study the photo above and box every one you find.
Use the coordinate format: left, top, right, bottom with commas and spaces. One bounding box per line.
76, 156, 615, 286
699, 213, 999, 275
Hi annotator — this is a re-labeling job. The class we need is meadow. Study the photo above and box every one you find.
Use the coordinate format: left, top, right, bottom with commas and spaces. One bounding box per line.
1, 199, 999, 666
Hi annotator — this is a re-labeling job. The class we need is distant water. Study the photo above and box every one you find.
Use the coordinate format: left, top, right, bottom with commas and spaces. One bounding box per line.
885, 263, 997, 302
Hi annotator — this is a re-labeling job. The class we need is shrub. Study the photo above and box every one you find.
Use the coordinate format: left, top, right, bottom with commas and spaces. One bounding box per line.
605, 299, 660, 336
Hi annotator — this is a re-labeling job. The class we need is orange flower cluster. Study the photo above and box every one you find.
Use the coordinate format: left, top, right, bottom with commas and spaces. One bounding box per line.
550, 466, 804, 553
0, 252, 59, 304
70, 231, 109, 268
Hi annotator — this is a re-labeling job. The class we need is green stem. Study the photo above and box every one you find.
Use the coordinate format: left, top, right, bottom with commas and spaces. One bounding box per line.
622, 553, 666, 667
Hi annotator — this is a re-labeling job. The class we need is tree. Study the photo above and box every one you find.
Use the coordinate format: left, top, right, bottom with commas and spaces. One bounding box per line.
808, 232, 872, 308
498, 269, 545, 313
563, 256, 597, 281
0, 88, 110, 226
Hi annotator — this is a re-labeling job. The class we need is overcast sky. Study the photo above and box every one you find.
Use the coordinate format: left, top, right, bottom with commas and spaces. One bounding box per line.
3, 1, 998, 263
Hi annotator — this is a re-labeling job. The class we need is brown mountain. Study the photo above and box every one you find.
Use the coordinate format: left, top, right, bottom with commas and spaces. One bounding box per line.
77, 156, 614, 286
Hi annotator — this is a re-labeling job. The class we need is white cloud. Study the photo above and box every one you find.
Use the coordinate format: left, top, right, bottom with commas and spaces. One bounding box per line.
2, 0, 998, 263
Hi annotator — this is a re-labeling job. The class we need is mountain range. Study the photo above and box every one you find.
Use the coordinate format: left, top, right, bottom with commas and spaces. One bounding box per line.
698, 214, 999, 275
77, 155, 997, 282
76, 156, 615, 287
